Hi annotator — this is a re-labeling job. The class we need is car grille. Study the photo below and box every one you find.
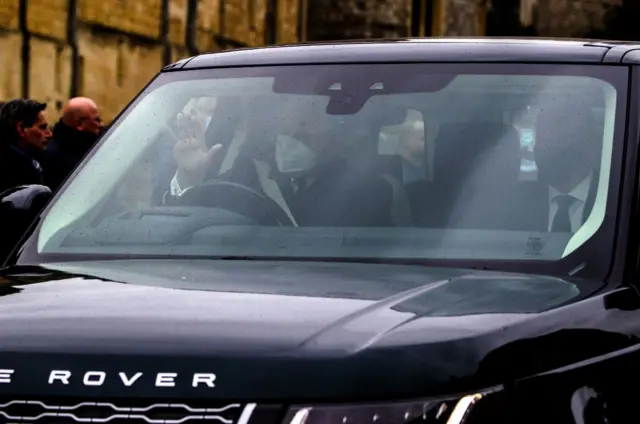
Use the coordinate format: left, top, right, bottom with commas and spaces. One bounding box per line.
0, 399, 247, 424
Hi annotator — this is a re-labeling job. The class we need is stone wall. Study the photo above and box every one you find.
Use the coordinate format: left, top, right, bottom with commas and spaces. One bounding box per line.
432, 0, 629, 39
1, 0, 634, 125
0, 0, 301, 122
306, 0, 412, 41
304, 0, 487, 41
486, 0, 626, 38
590, 0, 640, 40
529, 0, 621, 37
441, 0, 486, 36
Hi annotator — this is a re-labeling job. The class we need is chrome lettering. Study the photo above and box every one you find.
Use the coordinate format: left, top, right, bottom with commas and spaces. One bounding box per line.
0, 369, 13, 384
83, 371, 106, 386
119, 372, 143, 387
49, 370, 71, 385
155, 373, 177, 387
192, 373, 216, 388
28, 370, 217, 388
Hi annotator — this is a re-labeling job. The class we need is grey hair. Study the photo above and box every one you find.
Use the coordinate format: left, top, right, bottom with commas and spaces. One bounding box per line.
382, 109, 425, 137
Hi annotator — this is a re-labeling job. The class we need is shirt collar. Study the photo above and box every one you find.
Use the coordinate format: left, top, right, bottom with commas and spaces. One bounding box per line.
549, 172, 593, 204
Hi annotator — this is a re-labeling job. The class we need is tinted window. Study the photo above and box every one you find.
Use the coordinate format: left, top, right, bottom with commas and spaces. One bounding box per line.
32, 64, 628, 277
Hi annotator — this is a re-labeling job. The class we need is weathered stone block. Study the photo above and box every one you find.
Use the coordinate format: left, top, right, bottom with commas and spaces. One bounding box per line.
0, 0, 19, 30
532, 0, 620, 37
197, 0, 220, 34
249, 0, 268, 45
0, 32, 22, 101
444, 0, 481, 36
307, 0, 410, 41
172, 45, 190, 62
196, 29, 214, 53
195, 0, 267, 49
169, 0, 187, 45
27, 0, 67, 40
78, 29, 163, 121
78, 0, 163, 40
195, 0, 220, 52
225, 0, 252, 45
28, 38, 71, 120
277, 0, 299, 43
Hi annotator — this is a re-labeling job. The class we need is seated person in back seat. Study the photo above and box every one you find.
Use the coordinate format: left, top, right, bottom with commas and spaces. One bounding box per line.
161, 101, 409, 227
394, 110, 428, 185
379, 110, 428, 186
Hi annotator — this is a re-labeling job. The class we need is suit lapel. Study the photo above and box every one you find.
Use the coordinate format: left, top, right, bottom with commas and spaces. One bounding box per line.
582, 171, 599, 224
520, 181, 549, 231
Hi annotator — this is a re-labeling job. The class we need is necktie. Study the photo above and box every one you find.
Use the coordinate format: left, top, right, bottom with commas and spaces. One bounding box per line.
552, 194, 575, 232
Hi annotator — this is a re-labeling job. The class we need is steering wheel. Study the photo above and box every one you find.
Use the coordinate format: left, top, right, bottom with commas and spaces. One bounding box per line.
175, 179, 295, 226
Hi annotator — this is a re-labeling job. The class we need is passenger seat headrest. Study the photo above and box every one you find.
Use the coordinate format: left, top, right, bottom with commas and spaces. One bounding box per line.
433, 122, 521, 185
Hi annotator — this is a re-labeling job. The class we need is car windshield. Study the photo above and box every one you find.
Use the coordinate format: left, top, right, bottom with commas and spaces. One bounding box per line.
32, 63, 628, 278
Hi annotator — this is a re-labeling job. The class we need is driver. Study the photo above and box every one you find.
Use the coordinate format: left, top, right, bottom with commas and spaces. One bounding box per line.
163, 100, 402, 227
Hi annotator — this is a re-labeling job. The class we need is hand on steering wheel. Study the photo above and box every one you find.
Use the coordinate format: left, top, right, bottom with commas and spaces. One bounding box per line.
176, 179, 296, 227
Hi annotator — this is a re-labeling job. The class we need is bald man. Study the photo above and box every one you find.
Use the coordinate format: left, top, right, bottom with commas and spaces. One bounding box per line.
41, 97, 103, 191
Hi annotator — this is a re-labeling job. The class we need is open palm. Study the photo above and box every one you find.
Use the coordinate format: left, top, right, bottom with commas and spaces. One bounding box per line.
171, 111, 222, 187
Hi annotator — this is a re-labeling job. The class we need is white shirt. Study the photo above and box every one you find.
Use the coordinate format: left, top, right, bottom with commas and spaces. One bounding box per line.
548, 173, 593, 232
170, 172, 187, 196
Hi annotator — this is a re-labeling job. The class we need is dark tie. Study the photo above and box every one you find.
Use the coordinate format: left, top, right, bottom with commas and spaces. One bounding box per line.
552, 194, 575, 232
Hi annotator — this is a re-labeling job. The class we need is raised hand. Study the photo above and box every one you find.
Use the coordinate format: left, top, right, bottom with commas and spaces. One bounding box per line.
170, 110, 222, 188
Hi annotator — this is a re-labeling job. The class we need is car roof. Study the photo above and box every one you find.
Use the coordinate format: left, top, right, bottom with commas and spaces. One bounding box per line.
163, 37, 640, 71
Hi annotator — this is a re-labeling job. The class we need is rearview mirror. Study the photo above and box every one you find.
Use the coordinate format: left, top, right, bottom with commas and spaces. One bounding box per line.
0, 185, 52, 261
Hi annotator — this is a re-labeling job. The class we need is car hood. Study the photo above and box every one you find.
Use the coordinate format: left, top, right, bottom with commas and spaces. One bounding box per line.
0, 259, 636, 400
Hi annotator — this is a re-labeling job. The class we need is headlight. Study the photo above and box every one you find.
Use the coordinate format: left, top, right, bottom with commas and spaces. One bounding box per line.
282, 388, 500, 424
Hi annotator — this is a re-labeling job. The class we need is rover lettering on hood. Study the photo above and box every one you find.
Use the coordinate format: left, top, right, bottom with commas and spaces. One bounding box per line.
0, 369, 217, 388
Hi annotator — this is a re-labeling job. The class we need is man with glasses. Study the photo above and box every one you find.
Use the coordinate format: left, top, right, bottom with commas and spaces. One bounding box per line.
43, 97, 104, 192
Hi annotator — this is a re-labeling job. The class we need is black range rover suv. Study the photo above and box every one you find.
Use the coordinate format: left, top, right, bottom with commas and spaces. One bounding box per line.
1, 38, 640, 424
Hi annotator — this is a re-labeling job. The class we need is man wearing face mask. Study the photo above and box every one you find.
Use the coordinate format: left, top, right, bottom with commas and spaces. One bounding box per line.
165, 101, 398, 227
524, 101, 602, 233
261, 110, 401, 227
272, 113, 327, 194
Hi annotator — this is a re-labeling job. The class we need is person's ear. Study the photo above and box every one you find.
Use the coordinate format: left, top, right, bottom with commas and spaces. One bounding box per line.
16, 122, 26, 138
74, 118, 85, 131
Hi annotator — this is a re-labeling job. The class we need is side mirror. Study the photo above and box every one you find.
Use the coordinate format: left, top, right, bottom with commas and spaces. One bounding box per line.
0, 184, 52, 260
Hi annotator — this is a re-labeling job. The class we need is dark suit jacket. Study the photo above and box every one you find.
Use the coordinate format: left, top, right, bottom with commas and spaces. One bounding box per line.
165, 156, 395, 227
270, 161, 394, 227
409, 172, 598, 233
41, 122, 97, 192
411, 179, 533, 230
0, 145, 45, 195
517, 172, 599, 232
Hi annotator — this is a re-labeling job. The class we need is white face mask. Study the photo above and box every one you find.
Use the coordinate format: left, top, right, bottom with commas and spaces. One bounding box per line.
275, 134, 318, 175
